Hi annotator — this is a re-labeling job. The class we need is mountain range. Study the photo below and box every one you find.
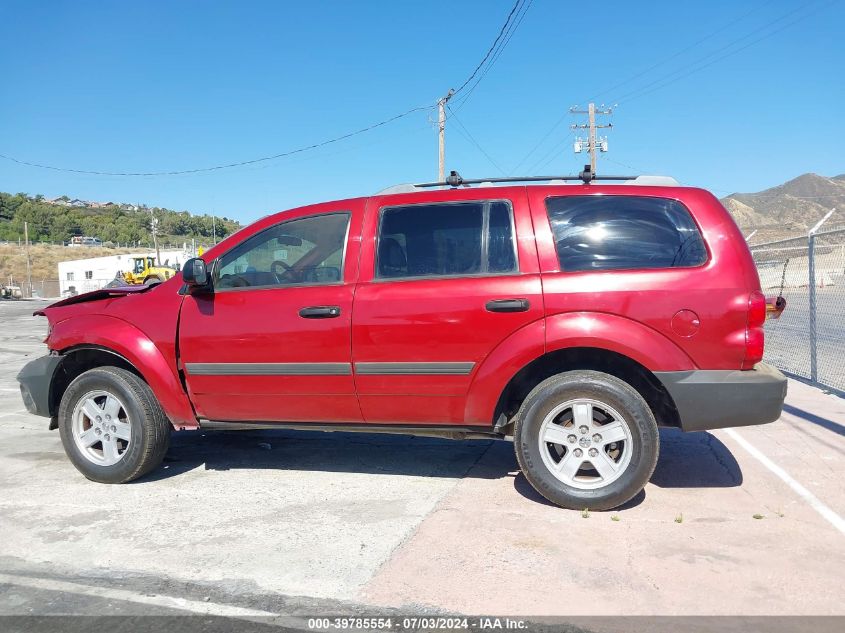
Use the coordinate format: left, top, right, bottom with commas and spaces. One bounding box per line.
720, 173, 845, 237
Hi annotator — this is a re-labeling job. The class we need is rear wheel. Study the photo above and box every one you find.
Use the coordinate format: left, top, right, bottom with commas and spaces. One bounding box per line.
143, 276, 162, 285
514, 370, 659, 510
58, 367, 171, 483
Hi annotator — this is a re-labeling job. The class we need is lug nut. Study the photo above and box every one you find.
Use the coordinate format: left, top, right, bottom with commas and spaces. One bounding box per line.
567, 435, 577, 444
573, 448, 583, 458
579, 425, 589, 435
96, 416, 102, 422
589, 448, 598, 457
592, 434, 602, 443
95, 428, 101, 435
106, 415, 111, 421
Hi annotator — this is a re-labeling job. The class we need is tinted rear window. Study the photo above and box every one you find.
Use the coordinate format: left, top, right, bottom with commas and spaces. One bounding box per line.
545, 195, 707, 272
377, 201, 517, 279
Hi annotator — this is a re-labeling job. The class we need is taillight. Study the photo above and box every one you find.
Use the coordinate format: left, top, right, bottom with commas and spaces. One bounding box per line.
743, 291, 766, 369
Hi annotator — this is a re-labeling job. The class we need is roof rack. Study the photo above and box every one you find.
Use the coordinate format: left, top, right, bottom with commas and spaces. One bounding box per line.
417, 165, 633, 188
375, 166, 680, 195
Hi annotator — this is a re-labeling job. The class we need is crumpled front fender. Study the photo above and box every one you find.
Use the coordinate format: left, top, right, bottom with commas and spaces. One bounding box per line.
50, 314, 198, 429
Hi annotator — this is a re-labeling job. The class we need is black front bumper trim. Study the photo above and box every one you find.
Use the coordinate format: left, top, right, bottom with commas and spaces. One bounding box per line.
16, 354, 62, 418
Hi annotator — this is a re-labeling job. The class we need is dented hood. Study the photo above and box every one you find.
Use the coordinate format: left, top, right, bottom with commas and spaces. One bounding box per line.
34, 284, 154, 316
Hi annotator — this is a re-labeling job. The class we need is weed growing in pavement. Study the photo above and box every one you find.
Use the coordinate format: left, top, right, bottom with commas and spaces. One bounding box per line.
581, 508, 590, 519
753, 513, 765, 520
610, 515, 620, 522
674, 513, 684, 524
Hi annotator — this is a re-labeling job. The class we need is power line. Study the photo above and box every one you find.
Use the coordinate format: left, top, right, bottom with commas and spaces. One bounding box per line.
452, 0, 525, 97
0, 2, 531, 180
512, 0, 829, 174
511, 3, 764, 172
585, 2, 763, 104
531, 138, 570, 174
446, 106, 506, 175
0, 104, 434, 177
612, 0, 836, 104
452, 0, 533, 110
609, 0, 827, 104
434, 0, 530, 178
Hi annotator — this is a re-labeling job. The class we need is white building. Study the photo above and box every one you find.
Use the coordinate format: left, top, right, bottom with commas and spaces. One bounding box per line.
58, 249, 191, 295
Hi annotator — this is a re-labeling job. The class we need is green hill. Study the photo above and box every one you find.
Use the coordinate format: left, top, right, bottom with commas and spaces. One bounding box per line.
0, 192, 240, 246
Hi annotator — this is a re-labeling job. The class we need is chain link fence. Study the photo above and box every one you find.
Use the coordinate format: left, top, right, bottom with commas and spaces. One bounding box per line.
751, 228, 845, 395
4, 278, 62, 299
5, 277, 126, 300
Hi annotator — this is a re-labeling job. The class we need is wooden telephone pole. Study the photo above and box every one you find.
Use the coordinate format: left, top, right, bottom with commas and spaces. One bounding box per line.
24, 221, 32, 298
437, 89, 455, 182
571, 103, 613, 171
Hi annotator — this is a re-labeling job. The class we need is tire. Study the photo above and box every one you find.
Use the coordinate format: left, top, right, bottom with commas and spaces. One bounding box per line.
58, 367, 171, 483
143, 276, 162, 285
514, 370, 659, 511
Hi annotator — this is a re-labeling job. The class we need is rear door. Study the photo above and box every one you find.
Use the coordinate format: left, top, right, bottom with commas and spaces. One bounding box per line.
178, 201, 364, 423
351, 187, 543, 424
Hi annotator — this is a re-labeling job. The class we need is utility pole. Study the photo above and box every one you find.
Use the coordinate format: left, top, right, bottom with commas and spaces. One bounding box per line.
571, 103, 614, 172
212, 214, 217, 245
149, 208, 160, 266
24, 221, 32, 298
438, 89, 455, 182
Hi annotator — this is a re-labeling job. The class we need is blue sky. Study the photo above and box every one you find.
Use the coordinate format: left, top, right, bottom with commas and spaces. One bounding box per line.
1, 0, 843, 223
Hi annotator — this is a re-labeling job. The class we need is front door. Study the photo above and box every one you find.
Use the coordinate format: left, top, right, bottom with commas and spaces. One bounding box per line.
351, 188, 543, 425
178, 202, 364, 423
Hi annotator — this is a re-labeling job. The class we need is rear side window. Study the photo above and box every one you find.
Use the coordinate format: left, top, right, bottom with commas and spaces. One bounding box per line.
377, 201, 517, 279
545, 195, 707, 272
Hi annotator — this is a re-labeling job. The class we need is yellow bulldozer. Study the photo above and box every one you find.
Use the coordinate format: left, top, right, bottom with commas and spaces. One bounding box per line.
120, 256, 177, 286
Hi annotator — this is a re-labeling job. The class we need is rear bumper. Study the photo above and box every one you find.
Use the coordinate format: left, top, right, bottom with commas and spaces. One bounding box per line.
16, 354, 62, 418
655, 362, 787, 432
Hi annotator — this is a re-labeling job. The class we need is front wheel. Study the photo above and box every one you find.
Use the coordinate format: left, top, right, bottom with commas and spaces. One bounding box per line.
514, 370, 659, 510
58, 367, 171, 483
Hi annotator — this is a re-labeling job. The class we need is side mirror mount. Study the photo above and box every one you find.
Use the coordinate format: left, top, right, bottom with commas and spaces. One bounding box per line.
182, 258, 210, 291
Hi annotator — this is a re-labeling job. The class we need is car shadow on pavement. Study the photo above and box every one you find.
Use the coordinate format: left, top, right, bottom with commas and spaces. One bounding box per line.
142, 426, 743, 500
143, 429, 509, 482
650, 428, 743, 488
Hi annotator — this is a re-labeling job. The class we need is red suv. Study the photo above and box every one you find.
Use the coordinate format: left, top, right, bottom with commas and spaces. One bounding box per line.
17, 172, 787, 510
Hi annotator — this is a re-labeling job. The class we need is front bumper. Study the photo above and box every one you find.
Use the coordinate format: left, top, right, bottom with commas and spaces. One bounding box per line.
655, 362, 787, 432
17, 354, 62, 418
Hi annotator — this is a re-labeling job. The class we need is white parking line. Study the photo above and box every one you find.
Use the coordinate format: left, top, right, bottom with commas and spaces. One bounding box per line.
724, 427, 845, 535
0, 573, 280, 618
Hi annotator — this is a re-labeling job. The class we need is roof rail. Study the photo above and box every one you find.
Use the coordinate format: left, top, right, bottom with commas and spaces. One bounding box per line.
375, 166, 679, 195
416, 166, 635, 188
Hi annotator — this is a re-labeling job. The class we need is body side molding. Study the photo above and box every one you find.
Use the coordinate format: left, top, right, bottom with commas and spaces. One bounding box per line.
354, 362, 475, 375
185, 362, 352, 376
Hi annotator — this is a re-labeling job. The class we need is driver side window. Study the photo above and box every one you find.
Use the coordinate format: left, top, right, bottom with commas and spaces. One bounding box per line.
215, 212, 350, 290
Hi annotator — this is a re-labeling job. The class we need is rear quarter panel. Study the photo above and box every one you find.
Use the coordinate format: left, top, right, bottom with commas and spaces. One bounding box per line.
527, 185, 758, 371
